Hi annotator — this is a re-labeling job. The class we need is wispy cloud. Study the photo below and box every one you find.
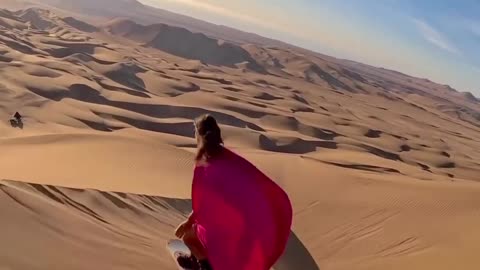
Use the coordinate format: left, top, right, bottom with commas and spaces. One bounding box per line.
468, 21, 480, 37
161, 0, 251, 21
411, 18, 461, 55
144, 0, 281, 31
457, 17, 480, 37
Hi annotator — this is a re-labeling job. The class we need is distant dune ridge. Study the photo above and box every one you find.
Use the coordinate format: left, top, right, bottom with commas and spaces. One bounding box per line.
102, 18, 266, 70
1, 4, 480, 270
61, 16, 98, 33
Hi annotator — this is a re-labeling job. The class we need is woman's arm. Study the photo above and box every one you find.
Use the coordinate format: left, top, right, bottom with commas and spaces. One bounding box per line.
175, 211, 196, 238
186, 211, 195, 225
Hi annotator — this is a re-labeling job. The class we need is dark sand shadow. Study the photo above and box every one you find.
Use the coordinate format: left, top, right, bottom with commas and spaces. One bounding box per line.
274, 230, 320, 270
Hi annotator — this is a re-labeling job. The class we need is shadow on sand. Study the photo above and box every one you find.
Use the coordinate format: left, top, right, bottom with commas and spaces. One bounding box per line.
274, 230, 320, 270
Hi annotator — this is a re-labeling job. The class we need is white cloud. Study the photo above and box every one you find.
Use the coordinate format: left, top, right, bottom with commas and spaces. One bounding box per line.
411, 18, 461, 55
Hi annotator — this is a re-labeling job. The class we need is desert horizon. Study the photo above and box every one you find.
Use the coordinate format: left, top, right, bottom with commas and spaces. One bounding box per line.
1, 1, 480, 270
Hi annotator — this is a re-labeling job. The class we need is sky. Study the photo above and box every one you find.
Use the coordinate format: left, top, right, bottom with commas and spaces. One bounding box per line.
139, 0, 480, 95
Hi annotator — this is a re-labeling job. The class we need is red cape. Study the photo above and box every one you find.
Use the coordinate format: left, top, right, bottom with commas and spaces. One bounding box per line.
192, 148, 293, 270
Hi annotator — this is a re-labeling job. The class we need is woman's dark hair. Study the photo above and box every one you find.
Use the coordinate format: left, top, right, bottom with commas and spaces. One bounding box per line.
194, 114, 224, 162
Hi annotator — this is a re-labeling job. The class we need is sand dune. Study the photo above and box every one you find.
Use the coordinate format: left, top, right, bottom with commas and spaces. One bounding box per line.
1, 7, 480, 270
0, 11, 28, 30
61, 16, 98, 33
103, 19, 266, 71
15, 8, 57, 30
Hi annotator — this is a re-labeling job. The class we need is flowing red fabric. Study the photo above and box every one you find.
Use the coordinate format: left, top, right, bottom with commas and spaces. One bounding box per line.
191, 147, 293, 270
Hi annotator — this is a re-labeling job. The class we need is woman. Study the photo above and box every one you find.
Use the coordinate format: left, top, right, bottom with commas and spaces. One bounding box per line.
174, 114, 293, 270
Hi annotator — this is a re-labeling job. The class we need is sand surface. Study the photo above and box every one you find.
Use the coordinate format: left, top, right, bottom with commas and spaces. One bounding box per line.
1, 7, 480, 270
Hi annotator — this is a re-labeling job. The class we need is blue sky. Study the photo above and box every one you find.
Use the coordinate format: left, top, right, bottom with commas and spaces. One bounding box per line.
139, 0, 480, 95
